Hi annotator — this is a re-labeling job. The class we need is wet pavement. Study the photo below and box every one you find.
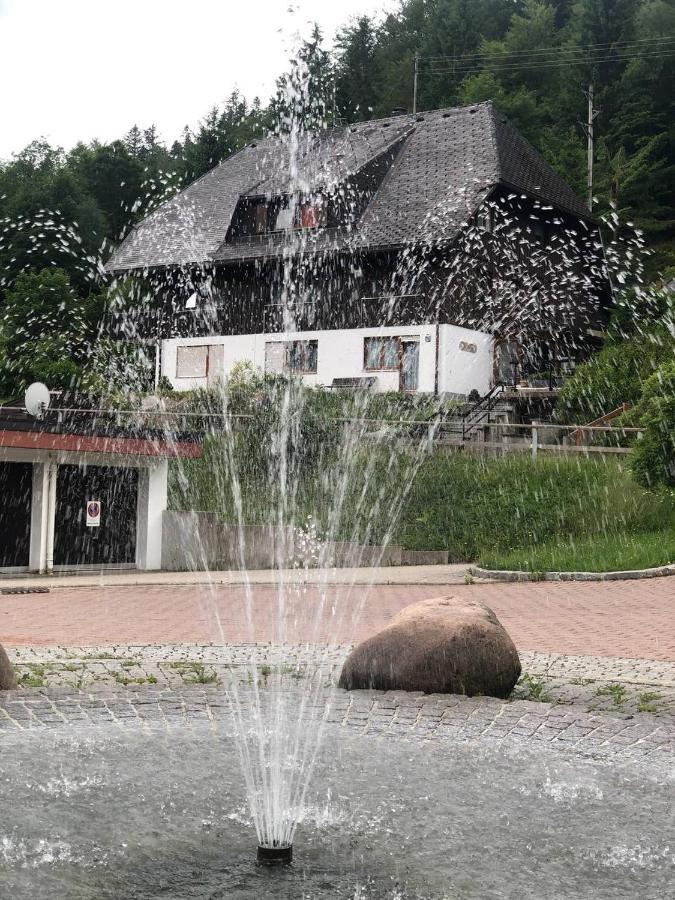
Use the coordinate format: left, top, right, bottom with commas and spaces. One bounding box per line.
1, 575, 674, 659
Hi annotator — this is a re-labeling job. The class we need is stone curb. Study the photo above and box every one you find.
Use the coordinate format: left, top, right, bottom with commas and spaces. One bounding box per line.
468, 563, 675, 583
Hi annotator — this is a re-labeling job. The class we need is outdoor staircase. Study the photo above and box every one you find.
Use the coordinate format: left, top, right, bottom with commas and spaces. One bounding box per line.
437, 383, 510, 442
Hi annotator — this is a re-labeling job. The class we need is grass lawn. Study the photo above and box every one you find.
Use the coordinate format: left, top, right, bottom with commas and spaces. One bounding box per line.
479, 529, 675, 573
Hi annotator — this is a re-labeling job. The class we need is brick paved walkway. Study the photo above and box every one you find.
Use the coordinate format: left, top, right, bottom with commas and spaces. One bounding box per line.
1, 576, 673, 659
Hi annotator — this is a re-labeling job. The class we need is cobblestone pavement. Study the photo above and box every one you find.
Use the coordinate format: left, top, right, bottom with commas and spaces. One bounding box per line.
6, 643, 675, 719
2, 575, 674, 659
0, 679, 673, 765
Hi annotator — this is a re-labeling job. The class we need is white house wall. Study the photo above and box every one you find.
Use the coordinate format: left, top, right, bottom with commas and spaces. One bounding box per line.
438, 325, 493, 396
162, 324, 493, 396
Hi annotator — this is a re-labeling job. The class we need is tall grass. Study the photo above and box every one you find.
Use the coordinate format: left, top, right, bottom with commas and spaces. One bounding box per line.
397, 454, 674, 559
480, 530, 675, 573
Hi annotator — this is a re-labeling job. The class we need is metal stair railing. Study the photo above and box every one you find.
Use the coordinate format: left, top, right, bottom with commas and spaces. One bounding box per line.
460, 382, 507, 441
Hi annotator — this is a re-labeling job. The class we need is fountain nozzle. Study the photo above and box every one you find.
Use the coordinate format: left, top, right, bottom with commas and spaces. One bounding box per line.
257, 843, 293, 865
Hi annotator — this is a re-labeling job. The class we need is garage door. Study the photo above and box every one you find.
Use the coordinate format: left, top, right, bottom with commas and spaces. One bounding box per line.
54, 465, 138, 567
0, 462, 32, 568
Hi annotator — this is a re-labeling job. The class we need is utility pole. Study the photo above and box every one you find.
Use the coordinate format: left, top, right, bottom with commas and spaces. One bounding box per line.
582, 82, 600, 211
413, 54, 419, 115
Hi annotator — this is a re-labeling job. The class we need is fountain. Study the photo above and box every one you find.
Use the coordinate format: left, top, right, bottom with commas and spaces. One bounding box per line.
0, 29, 673, 900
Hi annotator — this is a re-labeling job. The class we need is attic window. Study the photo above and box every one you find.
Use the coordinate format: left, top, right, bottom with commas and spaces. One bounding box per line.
299, 196, 325, 229
228, 197, 270, 238
275, 199, 294, 231
475, 206, 493, 233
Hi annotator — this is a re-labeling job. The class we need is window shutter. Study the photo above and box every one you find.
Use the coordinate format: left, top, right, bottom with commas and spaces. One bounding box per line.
265, 342, 285, 374
176, 345, 208, 378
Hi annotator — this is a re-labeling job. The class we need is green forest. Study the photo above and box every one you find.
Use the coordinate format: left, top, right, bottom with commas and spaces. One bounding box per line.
0, 0, 673, 402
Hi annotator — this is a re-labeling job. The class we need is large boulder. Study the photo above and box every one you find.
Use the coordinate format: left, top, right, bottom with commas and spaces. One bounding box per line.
339, 596, 521, 698
0, 643, 18, 690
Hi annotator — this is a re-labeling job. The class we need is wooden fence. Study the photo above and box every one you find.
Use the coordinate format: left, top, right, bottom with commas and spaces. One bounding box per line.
437, 422, 642, 458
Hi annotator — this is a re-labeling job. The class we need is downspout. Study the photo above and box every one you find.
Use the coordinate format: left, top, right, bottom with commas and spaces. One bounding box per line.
434, 322, 440, 396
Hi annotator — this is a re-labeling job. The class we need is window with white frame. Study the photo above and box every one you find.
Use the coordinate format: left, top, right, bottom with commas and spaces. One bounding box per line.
364, 336, 400, 371
265, 340, 318, 375
475, 205, 493, 233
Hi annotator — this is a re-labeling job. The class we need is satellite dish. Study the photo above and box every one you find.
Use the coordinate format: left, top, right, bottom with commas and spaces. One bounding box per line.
24, 382, 51, 418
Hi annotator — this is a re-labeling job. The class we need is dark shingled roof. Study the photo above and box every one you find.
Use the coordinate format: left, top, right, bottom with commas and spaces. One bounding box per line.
107, 102, 590, 273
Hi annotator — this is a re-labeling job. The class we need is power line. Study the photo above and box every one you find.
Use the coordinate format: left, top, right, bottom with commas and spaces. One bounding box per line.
424, 49, 675, 70
423, 49, 675, 76
421, 35, 675, 63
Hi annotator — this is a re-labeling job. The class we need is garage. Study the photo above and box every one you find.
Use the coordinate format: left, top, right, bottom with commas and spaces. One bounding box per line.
0, 402, 202, 573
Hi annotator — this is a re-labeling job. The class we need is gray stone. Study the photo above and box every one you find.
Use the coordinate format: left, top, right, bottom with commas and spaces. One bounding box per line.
339, 595, 521, 698
0, 644, 17, 690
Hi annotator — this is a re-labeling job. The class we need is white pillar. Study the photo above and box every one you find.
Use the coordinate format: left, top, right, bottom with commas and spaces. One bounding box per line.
136, 461, 168, 570
45, 461, 57, 574
29, 463, 48, 572
29, 460, 57, 574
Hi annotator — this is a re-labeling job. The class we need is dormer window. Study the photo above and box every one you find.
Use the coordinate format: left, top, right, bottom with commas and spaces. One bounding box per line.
299, 195, 325, 229
228, 192, 332, 241
252, 201, 268, 234
475, 206, 493, 233
227, 196, 271, 239
274, 198, 295, 231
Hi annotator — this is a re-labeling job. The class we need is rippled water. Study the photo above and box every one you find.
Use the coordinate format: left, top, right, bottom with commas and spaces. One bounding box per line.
1, 716, 672, 899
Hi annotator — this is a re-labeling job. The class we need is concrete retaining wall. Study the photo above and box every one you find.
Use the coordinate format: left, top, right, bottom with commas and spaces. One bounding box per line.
400, 549, 449, 566
161, 512, 408, 571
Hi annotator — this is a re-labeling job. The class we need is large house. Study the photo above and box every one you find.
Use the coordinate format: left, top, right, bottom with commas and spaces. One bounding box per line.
107, 102, 610, 397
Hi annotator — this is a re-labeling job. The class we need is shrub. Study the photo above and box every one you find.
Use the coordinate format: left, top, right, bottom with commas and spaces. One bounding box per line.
557, 326, 673, 423
630, 362, 675, 487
